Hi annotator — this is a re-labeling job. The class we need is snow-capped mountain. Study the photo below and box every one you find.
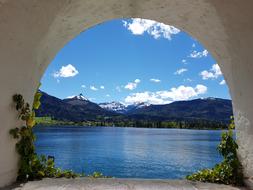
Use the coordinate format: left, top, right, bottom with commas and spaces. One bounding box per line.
63, 93, 90, 106
127, 102, 151, 110
37, 90, 232, 123
36, 91, 119, 122
99, 101, 127, 113
99, 101, 151, 113
66, 93, 89, 101
74, 93, 89, 101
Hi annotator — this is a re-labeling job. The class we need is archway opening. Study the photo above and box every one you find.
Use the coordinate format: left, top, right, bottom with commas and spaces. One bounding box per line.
33, 18, 233, 179
2, 1, 253, 188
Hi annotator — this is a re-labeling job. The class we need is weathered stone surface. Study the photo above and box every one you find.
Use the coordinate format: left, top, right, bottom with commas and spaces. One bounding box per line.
3, 178, 248, 190
0, 0, 253, 188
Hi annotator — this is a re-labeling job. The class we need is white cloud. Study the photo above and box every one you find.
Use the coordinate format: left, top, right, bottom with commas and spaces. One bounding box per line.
123, 18, 180, 40
157, 85, 207, 101
219, 79, 226, 85
189, 49, 208, 58
124, 84, 207, 105
134, 79, 141, 83
100, 85, 105, 89
125, 91, 170, 105
124, 79, 141, 90
106, 94, 110, 97
122, 20, 128, 27
195, 84, 208, 94
81, 85, 86, 88
211, 64, 222, 76
150, 78, 161, 83
125, 83, 137, 90
174, 68, 187, 75
90, 86, 98, 91
200, 70, 215, 80
200, 64, 222, 80
53, 64, 79, 78
182, 59, 187, 64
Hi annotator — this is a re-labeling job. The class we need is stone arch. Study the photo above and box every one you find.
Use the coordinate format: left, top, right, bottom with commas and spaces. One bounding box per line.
0, 0, 253, 187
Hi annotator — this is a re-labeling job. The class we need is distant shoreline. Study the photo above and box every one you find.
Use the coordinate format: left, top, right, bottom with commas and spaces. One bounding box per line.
35, 117, 228, 130
35, 124, 227, 130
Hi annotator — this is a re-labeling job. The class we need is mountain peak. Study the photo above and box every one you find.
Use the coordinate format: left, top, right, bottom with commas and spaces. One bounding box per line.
76, 93, 88, 101
66, 93, 89, 101
99, 101, 127, 113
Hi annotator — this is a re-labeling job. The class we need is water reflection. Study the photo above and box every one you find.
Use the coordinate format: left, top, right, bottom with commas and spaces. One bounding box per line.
34, 126, 223, 179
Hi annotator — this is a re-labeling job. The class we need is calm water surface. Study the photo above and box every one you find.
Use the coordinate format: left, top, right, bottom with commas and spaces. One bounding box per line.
34, 126, 223, 179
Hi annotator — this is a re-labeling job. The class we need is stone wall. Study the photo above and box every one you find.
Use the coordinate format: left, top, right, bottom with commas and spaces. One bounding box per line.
0, 0, 252, 188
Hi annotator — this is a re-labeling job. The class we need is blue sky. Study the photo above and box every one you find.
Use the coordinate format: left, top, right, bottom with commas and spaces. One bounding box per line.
40, 18, 230, 104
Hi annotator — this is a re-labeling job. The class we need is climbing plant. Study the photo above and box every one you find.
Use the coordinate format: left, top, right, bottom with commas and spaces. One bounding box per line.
186, 116, 244, 185
10, 89, 79, 181
10, 88, 109, 182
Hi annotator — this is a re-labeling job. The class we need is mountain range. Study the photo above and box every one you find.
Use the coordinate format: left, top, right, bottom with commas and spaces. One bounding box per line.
36, 91, 233, 124
98, 101, 150, 114
36, 91, 119, 122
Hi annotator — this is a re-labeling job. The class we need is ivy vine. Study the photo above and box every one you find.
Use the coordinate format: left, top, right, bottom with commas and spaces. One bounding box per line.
10, 89, 109, 182
10, 90, 79, 181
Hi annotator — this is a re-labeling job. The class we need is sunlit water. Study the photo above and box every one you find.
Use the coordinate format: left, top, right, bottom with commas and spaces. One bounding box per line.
34, 126, 223, 179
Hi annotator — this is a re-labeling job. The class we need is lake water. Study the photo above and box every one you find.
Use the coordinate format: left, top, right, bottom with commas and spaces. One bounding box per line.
33, 126, 223, 179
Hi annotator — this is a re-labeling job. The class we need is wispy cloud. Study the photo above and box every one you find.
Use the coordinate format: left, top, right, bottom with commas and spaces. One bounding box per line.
184, 78, 193, 82
124, 79, 141, 90
90, 86, 98, 91
100, 85, 105, 89
189, 50, 208, 58
150, 78, 161, 83
81, 85, 86, 88
174, 68, 187, 75
219, 79, 226, 85
125, 84, 207, 105
182, 59, 187, 64
116, 86, 121, 92
53, 64, 78, 78
200, 64, 222, 80
123, 18, 180, 40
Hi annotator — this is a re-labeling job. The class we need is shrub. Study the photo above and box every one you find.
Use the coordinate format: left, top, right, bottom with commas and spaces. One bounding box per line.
186, 117, 243, 185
